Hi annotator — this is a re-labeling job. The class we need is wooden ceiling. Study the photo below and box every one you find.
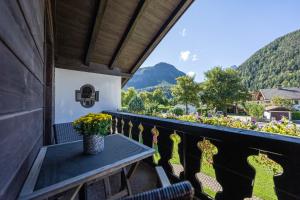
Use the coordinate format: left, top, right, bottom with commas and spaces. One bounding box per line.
55, 0, 194, 86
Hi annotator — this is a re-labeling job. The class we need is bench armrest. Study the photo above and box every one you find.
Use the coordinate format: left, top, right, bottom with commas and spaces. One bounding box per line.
155, 166, 171, 188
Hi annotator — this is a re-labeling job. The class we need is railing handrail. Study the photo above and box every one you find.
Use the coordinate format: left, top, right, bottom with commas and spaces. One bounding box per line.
104, 110, 300, 155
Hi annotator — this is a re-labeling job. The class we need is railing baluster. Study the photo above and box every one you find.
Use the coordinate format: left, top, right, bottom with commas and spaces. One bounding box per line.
138, 123, 144, 143
121, 119, 124, 134
184, 133, 203, 197
114, 117, 118, 134
128, 121, 133, 139
103, 111, 300, 200
268, 153, 300, 200
151, 126, 160, 165
212, 142, 255, 200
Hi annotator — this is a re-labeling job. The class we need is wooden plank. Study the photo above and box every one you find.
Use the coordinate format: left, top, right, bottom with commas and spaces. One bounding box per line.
108, 0, 147, 69
44, 0, 55, 145
0, 109, 43, 200
122, 0, 194, 86
0, 0, 44, 83
0, 41, 43, 115
5, 136, 43, 200
85, 0, 108, 65
56, 60, 132, 78
55, 0, 98, 64
18, 0, 45, 62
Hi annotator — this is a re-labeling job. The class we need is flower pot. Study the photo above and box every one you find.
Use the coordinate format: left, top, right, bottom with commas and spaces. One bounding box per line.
83, 135, 104, 155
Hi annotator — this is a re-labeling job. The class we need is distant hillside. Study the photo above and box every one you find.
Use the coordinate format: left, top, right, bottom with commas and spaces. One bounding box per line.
238, 29, 300, 90
124, 62, 186, 90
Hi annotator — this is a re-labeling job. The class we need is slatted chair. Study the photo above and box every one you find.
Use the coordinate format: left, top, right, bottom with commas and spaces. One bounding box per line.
122, 167, 194, 200
53, 122, 82, 144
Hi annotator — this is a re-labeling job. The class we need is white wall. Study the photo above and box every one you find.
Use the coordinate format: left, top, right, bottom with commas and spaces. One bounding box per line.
55, 68, 121, 123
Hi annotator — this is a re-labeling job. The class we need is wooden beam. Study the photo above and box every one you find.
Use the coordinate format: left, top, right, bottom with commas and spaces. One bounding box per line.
56, 62, 132, 78
108, 0, 148, 69
122, 0, 194, 87
85, 0, 107, 65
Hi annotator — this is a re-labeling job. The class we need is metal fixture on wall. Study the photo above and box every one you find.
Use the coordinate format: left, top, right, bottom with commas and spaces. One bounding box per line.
75, 84, 99, 108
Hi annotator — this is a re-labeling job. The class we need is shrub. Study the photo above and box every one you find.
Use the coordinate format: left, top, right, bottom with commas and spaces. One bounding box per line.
128, 95, 145, 113
157, 105, 172, 113
244, 103, 265, 119
292, 111, 300, 120
145, 103, 159, 115
171, 107, 184, 116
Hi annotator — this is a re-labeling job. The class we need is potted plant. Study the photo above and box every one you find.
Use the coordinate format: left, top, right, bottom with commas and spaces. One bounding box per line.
73, 113, 112, 155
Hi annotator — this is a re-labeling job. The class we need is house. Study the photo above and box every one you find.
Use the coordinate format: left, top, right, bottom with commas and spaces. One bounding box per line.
264, 106, 292, 121
1, 1, 300, 200
254, 85, 300, 104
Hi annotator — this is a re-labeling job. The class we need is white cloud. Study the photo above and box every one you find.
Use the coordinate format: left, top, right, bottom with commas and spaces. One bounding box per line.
180, 28, 187, 37
192, 54, 199, 61
187, 71, 196, 78
180, 50, 190, 61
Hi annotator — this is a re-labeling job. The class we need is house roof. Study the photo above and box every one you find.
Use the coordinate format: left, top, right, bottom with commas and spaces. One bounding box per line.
54, 0, 194, 86
259, 87, 300, 100
265, 106, 291, 112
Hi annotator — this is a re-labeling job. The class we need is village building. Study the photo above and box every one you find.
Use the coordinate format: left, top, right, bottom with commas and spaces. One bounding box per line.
253, 86, 300, 105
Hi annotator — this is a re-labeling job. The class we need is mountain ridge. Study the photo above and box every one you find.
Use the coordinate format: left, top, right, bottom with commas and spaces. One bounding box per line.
124, 62, 186, 90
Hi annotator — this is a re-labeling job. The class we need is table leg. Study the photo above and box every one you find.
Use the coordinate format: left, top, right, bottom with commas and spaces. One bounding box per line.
126, 162, 140, 179
121, 168, 132, 196
78, 183, 88, 200
104, 177, 112, 198
61, 184, 83, 200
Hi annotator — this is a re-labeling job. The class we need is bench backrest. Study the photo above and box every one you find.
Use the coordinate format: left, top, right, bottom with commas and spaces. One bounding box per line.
53, 122, 82, 144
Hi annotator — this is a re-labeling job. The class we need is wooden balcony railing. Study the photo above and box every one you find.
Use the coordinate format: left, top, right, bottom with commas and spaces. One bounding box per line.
103, 111, 300, 200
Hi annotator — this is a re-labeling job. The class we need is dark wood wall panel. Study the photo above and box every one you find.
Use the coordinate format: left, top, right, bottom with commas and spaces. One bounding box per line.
0, 0, 46, 199
19, 0, 45, 61
0, 42, 43, 115
0, 0, 44, 82
0, 110, 43, 199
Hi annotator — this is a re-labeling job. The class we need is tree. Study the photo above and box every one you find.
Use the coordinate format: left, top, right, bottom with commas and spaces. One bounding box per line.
152, 87, 168, 105
245, 102, 265, 120
128, 95, 145, 113
271, 96, 293, 108
201, 67, 250, 113
171, 76, 201, 114
139, 91, 152, 105
122, 87, 137, 106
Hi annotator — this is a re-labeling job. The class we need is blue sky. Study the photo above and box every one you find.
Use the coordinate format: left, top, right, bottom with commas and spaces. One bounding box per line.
141, 0, 300, 82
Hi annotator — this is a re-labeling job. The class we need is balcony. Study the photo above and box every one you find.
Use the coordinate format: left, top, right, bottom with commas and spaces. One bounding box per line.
104, 111, 300, 200
1, 0, 300, 200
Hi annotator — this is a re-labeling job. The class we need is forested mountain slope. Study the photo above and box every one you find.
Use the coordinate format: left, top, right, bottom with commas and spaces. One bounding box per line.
238, 29, 300, 90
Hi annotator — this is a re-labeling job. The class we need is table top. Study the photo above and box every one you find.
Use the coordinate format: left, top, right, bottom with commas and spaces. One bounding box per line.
19, 134, 154, 200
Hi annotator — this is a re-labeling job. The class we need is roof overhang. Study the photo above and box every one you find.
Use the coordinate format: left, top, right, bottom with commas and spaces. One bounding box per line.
54, 0, 194, 86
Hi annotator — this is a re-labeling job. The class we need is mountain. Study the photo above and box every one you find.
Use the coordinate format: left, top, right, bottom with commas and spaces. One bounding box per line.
238, 29, 300, 90
124, 62, 186, 90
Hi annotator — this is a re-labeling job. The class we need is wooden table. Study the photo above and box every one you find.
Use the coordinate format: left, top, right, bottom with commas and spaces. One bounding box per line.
18, 134, 154, 200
